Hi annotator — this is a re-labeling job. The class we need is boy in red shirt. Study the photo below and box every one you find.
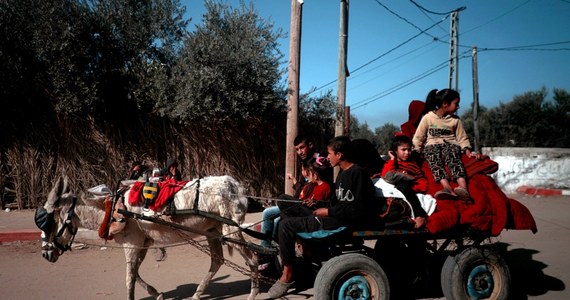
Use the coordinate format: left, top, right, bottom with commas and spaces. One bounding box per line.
379, 134, 428, 228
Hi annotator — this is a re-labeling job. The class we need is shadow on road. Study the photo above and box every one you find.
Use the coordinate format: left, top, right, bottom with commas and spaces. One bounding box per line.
141, 275, 252, 300
496, 242, 565, 299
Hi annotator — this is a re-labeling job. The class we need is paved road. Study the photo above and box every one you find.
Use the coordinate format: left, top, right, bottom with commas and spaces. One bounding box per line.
0, 193, 568, 299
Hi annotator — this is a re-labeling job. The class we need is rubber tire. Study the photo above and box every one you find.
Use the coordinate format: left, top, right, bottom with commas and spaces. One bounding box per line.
314, 253, 389, 300
441, 247, 511, 300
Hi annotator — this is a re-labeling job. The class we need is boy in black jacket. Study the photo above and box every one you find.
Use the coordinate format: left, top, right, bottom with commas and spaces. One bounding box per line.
267, 136, 378, 298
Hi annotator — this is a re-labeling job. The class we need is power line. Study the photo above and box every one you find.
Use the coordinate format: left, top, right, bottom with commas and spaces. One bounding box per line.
347, 41, 440, 92
414, 4, 448, 35
309, 16, 449, 95
374, 0, 438, 40
308, 1, 568, 105
421, 0, 533, 48
350, 50, 472, 110
461, 0, 532, 36
478, 40, 570, 51
409, 0, 465, 15
347, 40, 570, 111
350, 63, 447, 110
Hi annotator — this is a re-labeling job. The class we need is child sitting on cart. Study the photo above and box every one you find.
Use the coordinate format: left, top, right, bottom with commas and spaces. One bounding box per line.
412, 88, 478, 202
377, 133, 428, 229
267, 136, 379, 298
259, 157, 332, 275
279, 156, 333, 218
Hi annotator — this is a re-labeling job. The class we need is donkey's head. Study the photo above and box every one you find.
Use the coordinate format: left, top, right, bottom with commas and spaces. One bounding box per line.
35, 176, 80, 263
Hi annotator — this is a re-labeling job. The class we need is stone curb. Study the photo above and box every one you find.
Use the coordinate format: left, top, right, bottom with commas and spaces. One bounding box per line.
0, 228, 100, 243
0, 230, 41, 242
517, 185, 570, 197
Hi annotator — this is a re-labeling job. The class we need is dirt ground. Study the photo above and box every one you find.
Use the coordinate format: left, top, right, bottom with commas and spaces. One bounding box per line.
0, 194, 568, 299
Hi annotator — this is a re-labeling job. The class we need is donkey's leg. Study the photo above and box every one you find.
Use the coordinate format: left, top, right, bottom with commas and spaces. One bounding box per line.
135, 239, 162, 299
124, 245, 140, 300
124, 239, 161, 300
232, 240, 260, 300
191, 237, 224, 300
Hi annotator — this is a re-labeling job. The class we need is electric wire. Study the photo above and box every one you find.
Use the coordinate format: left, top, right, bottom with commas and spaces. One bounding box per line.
461, 0, 532, 36
374, 0, 438, 40
478, 40, 570, 51
308, 1, 569, 108
409, 0, 465, 15
309, 16, 449, 95
350, 50, 472, 110
347, 41, 440, 93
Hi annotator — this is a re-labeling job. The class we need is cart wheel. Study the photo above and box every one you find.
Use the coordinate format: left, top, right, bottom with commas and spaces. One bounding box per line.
314, 253, 389, 300
441, 247, 511, 300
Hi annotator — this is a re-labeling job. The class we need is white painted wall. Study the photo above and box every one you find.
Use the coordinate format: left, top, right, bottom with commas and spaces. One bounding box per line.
482, 147, 570, 192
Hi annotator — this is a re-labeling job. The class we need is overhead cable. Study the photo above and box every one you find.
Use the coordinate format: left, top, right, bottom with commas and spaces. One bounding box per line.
409, 0, 465, 15
350, 50, 471, 110
309, 16, 449, 95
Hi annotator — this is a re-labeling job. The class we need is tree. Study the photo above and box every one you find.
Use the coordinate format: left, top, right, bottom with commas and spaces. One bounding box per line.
541, 88, 570, 147
374, 123, 399, 155
461, 87, 570, 148
349, 116, 375, 141
299, 90, 336, 149
461, 105, 493, 148
0, 0, 188, 124
165, 0, 286, 123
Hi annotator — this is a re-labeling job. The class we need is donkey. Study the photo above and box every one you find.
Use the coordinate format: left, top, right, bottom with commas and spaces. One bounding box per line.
36, 176, 259, 300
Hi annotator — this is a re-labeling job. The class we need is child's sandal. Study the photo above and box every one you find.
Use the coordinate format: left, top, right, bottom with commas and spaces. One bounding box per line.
454, 187, 472, 203
435, 188, 456, 200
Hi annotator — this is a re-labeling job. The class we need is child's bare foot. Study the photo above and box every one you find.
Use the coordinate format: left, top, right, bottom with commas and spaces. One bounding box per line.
414, 216, 427, 229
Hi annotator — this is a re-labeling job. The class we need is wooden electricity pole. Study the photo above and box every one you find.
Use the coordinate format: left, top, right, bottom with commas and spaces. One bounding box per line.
332, 0, 349, 181
472, 46, 481, 153
335, 0, 349, 138
285, 0, 302, 195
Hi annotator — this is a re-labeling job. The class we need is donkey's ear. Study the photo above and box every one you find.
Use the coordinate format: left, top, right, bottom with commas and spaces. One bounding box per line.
46, 176, 64, 212
62, 175, 71, 195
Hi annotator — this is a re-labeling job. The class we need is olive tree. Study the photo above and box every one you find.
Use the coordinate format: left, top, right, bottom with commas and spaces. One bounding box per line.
165, 0, 286, 123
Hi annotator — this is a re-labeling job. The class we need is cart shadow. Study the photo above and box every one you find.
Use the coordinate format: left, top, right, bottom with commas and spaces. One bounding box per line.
495, 242, 565, 299
140, 275, 249, 300
140, 274, 313, 300
141, 242, 565, 300
407, 242, 566, 300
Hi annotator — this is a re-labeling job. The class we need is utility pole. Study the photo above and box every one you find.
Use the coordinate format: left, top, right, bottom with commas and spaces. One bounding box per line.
333, 0, 349, 181
335, 0, 349, 138
448, 11, 459, 90
285, 0, 302, 195
471, 46, 481, 153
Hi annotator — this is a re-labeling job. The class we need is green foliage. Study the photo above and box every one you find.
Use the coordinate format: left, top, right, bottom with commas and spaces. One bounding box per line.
349, 114, 399, 156
356, 87, 570, 153
0, 0, 188, 125
299, 90, 336, 148
164, 0, 286, 123
349, 116, 375, 143
461, 87, 570, 148
0, 0, 289, 208
373, 123, 400, 155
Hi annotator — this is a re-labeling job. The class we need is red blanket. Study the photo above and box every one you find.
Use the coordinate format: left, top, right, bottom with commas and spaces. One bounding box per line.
128, 179, 189, 211
424, 155, 537, 235
399, 98, 536, 235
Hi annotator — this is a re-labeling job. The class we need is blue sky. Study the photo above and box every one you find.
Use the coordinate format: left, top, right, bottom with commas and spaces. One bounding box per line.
183, 0, 570, 130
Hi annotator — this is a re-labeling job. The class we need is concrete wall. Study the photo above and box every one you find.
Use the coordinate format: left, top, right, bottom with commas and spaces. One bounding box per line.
482, 147, 570, 192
